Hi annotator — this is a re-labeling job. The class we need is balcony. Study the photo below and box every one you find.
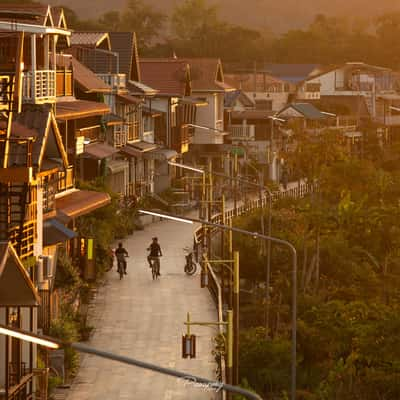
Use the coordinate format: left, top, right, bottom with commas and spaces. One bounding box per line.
1, 364, 48, 400
97, 73, 126, 90
114, 125, 128, 148
228, 124, 255, 141
23, 70, 56, 104
58, 166, 74, 192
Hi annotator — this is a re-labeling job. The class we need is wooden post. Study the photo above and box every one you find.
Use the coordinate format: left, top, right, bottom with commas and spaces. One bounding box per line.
233, 251, 240, 385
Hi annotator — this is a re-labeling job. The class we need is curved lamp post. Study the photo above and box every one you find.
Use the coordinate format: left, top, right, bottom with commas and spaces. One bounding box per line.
0, 324, 262, 400
138, 209, 297, 400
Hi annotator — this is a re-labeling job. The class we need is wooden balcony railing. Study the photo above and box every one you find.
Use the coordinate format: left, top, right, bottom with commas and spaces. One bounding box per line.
0, 74, 13, 111
114, 125, 128, 148
5, 366, 48, 400
23, 70, 56, 104
58, 166, 74, 192
228, 124, 255, 140
97, 73, 126, 90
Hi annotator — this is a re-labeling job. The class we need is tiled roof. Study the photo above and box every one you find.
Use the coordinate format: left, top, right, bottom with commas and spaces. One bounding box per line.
109, 32, 136, 79
231, 110, 276, 120
56, 100, 110, 120
140, 59, 190, 96
0, 242, 40, 306
71, 57, 112, 93
264, 64, 322, 83
0, 4, 52, 26
71, 32, 110, 49
127, 80, 158, 96
181, 58, 233, 92
225, 72, 286, 92
279, 102, 327, 120
306, 95, 370, 117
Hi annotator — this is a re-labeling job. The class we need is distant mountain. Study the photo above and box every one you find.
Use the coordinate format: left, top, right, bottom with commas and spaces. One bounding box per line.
48, 0, 400, 33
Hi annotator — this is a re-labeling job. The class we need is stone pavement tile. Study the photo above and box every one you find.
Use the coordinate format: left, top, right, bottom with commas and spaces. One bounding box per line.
66, 219, 217, 400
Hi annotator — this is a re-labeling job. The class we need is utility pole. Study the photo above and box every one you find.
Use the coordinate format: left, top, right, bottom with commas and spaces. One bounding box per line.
233, 251, 240, 385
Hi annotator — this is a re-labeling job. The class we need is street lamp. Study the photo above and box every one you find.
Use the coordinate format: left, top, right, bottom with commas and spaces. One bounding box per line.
138, 209, 298, 400
268, 116, 285, 183
187, 123, 226, 134
0, 323, 263, 400
168, 161, 274, 337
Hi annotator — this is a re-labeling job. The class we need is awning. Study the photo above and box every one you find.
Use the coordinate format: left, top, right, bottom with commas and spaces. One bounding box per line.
143, 148, 178, 161
179, 97, 208, 106
56, 189, 111, 220
56, 100, 110, 120
107, 159, 128, 174
117, 93, 142, 104
128, 140, 158, 152
119, 145, 143, 158
83, 142, 118, 159
143, 107, 162, 118
0, 242, 39, 306
43, 218, 77, 247
104, 113, 124, 126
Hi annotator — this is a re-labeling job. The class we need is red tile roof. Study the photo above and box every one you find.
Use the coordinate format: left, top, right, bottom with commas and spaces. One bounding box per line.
140, 59, 190, 96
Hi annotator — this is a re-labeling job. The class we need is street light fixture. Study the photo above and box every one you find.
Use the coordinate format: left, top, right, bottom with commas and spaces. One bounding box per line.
168, 161, 275, 337
0, 323, 263, 400
187, 123, 226, 134
138, 209, 298, 400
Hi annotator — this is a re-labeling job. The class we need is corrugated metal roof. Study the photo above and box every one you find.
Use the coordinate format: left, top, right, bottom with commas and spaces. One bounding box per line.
56, 100, 110, 119
83, 142, 118, 159
72, 57, 112, 93
56, 189, 111, 219
279, 103, 327, 120
43, 218, 77, 246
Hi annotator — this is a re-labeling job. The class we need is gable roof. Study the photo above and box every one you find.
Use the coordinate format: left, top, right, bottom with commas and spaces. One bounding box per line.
225, 90, 254, 108
225, 72, 286, 92
109, 32, 141, 81
56, 99, 110, 120
180, 58, 233, 92
5, 105, 69, 171
264, 64, 322, 83
71, 32, 111, 50
140, 59, 192, 97
0, 242, 39, 306
0, 4, 53, 27
278, 103, 328, 120
306, 95, 370, 118
71, 57, 112, 93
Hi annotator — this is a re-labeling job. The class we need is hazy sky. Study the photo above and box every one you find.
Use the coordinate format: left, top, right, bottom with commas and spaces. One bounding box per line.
48, 0, 400, 33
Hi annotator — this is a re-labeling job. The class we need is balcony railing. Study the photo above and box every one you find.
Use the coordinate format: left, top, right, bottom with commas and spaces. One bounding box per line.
97, 73, 126, 90
58, 166, 74, 192
23, 70, 56, 104
5, 366, 48, 400
228, 124, 255, 140
114, 125, 128, 148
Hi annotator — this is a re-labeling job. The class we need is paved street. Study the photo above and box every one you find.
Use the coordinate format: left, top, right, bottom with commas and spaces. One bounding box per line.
66, 218, 218, 400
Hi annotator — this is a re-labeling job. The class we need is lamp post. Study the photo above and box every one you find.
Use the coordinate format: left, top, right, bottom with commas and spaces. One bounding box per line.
268, 116, 285, 183
138, 209, 298, 400
168, 161, 274, 337
0, 323, 263, 400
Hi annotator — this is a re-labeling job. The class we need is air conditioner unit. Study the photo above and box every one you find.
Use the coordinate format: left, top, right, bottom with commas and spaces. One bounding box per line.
42, 255, 54, 279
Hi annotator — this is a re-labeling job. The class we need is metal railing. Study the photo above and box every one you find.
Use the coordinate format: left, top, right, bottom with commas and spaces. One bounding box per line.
228, 124, 255, 140
97, 73, 126, 90
23, 70, 56, 103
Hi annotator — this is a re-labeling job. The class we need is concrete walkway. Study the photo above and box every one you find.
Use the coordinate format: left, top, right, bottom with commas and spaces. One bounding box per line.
66, 219, 218, 400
